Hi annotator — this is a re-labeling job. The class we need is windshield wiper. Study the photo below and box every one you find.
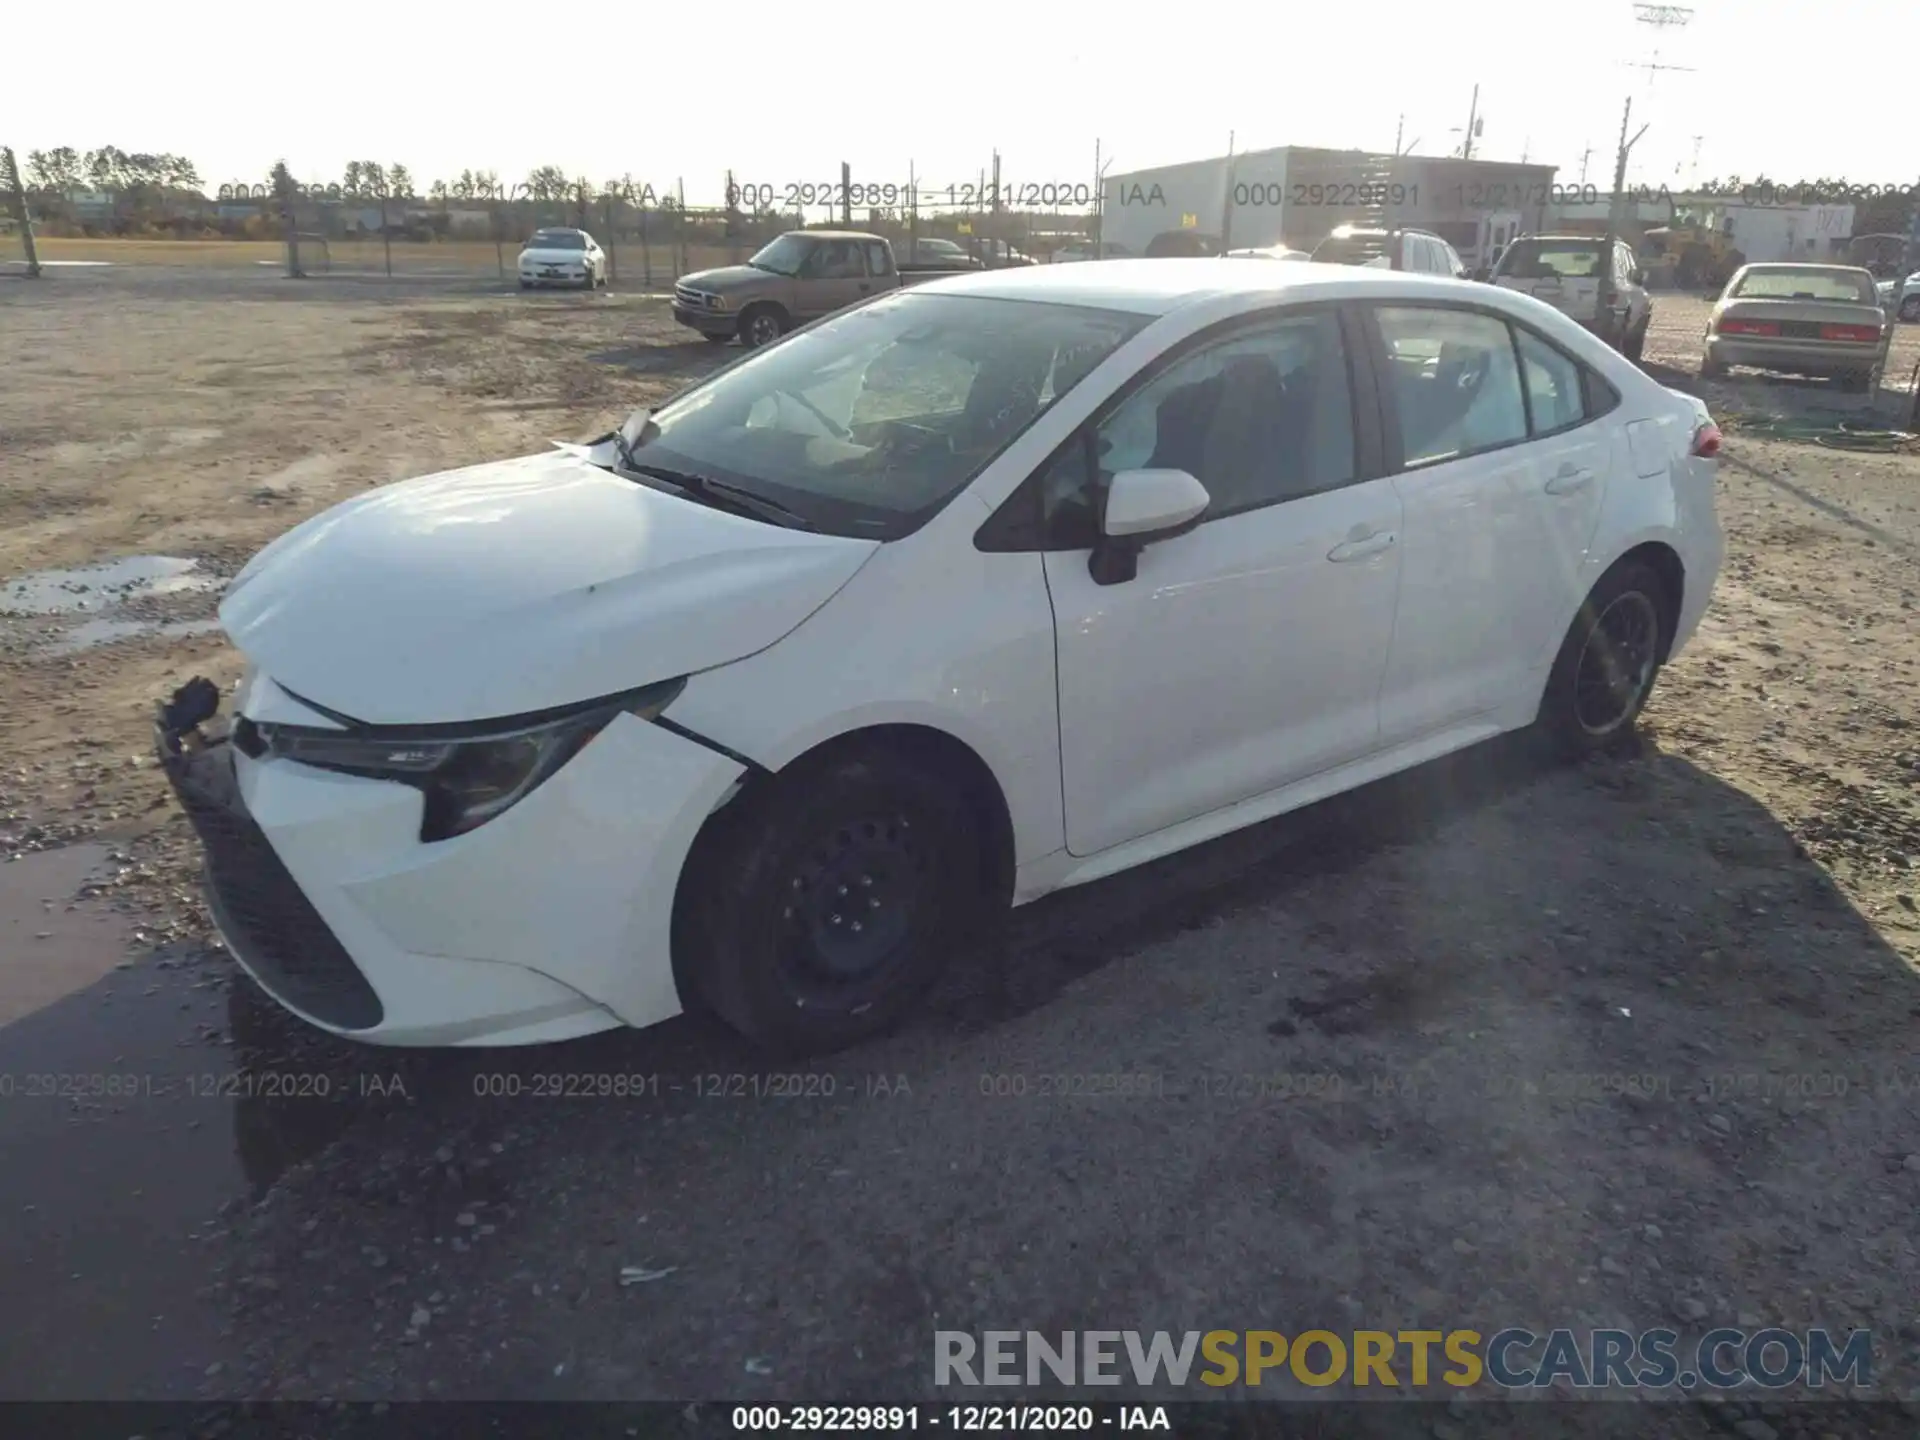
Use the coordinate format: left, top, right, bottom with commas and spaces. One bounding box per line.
626, 463, 816, 531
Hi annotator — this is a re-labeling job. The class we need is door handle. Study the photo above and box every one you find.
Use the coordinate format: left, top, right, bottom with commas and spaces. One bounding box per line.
1327, 531, 1396, 563
1545, 465, 1594, 495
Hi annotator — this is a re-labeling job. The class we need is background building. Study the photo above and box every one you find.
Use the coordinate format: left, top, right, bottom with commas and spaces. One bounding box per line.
1100, 145, 1559, 265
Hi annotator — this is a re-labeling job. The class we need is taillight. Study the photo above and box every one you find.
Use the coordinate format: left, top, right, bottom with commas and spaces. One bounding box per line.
1691, 421, 1723, 459
1716, 318, 1779, 337
1819, 323, 1880, 343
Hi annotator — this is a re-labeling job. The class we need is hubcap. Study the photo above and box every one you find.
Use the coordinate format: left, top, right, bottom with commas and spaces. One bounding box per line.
1573, 591, 1660, 736
777, 813, 927, 1002
749, 314, 780, 346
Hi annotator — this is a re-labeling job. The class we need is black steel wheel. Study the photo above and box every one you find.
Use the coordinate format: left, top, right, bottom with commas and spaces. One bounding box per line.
1539, 559, 1672, 758
680, 746, 981, 1055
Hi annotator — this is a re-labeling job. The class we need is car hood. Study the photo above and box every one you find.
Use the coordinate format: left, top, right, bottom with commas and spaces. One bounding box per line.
679, 264, 779, 294
219, 448, 878, 726
519, 247, 590, 264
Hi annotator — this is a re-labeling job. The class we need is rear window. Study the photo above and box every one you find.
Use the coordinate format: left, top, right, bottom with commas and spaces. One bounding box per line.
529, 231, 586, 250
1312, 233, 1394, 267
1497, 240, 1602, 280
1731, 269, 1875, 304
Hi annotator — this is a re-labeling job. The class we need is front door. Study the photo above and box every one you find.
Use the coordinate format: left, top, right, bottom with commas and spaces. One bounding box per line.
1041, 308, 1404, 857
800, 239, 873, 318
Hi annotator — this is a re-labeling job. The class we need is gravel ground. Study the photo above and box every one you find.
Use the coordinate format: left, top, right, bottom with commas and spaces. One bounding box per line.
2, 265, 1918, 1433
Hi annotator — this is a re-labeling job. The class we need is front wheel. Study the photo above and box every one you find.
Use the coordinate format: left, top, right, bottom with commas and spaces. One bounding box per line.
739, 304, 788, 349
1537, 560, 1671, 759
681, 748, 981, 1055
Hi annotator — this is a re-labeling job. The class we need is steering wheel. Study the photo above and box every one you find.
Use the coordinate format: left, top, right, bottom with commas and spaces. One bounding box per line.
881, 419, 955, 455
778, 388, 852, 441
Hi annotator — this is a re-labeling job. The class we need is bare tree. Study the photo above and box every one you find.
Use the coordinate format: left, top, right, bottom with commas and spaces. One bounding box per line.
270, 159, 303, 278
3, 147, 41, 276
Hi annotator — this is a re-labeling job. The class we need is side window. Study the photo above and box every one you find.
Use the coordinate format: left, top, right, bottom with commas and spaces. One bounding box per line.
1083, 310, 1357, 525
866, 241, 893, 276
1514, 327, 1588, 435
1375, 306, 1529, 466
812, 241, 862, 279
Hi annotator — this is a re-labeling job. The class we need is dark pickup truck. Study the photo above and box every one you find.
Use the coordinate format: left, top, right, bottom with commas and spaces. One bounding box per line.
672, 230, 973, 347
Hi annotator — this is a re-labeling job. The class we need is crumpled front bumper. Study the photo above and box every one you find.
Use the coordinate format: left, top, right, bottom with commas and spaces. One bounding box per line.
155, 677, 745, 1048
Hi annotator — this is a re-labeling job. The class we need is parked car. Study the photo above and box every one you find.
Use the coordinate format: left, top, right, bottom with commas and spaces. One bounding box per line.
901, 237, 984, 270
156, 260, 1724, 1054
671, 230, 971, 347
1227, 246, 1312, 261
1484, 234, 1652, 360
1874, 270, 1920, 321
516, 228, 607, 290
1310, 226, 1466, 278
1049, 240, 1130, 263
1702, 263, 1892, 392
968, 237, 1038, 268
1144, 230, 1223, 258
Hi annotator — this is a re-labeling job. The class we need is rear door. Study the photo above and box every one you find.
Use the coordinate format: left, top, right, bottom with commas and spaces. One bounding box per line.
1365, 302, 1609, 743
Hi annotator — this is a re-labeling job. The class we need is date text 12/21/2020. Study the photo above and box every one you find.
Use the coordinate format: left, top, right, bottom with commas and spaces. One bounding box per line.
726, 181, 1096, 211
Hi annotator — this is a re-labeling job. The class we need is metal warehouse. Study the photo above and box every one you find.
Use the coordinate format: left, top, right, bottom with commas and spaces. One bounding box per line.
1099, 145, 1561, 265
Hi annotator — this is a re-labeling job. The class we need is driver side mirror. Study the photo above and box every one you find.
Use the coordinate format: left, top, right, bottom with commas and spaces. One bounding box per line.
1089, 469, 1210, 586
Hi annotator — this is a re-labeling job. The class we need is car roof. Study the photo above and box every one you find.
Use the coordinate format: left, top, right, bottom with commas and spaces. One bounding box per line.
1736, 261, 1873, 276
1511, 234, 1608, 244
909, 257, 1509, 316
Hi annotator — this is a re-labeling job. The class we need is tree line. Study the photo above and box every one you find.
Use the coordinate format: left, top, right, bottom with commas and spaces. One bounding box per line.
20, 147, 666, 209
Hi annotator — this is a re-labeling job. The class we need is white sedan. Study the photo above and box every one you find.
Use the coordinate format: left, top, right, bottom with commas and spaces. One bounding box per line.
1876, 270, 1920, 321
516, 227, 606, 289
156, 261, 1724, 1053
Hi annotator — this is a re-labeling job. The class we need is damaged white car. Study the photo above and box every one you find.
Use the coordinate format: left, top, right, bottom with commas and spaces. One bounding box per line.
157, 263, 1723, 1053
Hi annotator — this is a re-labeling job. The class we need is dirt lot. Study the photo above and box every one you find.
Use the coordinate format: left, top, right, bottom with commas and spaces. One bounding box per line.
2, 265, 1919, 1432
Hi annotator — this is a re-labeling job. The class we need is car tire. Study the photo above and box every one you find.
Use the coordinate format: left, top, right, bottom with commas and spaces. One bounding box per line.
1537, 559, 1672, 760
739, 304, 789, 349
1901, 295, 1920, 322
680, 746, 981, 1056
1838, 366, 1877, 395
1699, 353, 1727, 379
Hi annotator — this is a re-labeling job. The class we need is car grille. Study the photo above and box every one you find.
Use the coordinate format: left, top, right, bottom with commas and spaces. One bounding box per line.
159, 737, 384, 1030
674, 285, 715, 309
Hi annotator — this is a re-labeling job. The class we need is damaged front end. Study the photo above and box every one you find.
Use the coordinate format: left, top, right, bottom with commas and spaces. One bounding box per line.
154, 676, 385, 1030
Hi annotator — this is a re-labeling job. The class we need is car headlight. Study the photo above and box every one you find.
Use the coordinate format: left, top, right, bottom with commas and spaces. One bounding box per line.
709, 295, 728, 311
243, 678, 685, 842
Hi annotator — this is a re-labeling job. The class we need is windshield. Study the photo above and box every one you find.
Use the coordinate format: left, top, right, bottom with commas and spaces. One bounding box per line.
748, 233, 813, 276
1497, 240, 1601, 280
919, 240, 965, 256
527, 231, 586, 251
630, 291, 1149, 539
1731, 268, 1876, 304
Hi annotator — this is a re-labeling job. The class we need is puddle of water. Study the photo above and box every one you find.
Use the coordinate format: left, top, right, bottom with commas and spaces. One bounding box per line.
0, 556, 223, 617
46, 617, 224, 656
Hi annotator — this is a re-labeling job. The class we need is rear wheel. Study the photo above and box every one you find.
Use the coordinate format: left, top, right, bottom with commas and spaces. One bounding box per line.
1900, 295, 1920, 322
1699, 353, 1727, 379
1838, 365, 1878, 394
681, 747, 981, 1055
1623, 316, 1648, 362
1538, 560, 1672, 759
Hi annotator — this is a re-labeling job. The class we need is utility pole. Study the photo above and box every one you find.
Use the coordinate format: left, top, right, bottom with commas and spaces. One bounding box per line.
1461, 85, 1480, 160
1, 147, 40, 278
840, 161, 852, 227
991, 150, 1001, 214
1393, 115, 1404, 156
1578, 145, 1595, 185
1219, 130, 1237, 250
1597, 96, 1649, 342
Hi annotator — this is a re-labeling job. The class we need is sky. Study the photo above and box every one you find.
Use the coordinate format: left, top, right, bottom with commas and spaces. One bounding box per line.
8, 0, 1913, 207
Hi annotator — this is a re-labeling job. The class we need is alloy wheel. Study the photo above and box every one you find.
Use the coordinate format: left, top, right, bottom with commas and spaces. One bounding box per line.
1572, 590, 1660, 735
